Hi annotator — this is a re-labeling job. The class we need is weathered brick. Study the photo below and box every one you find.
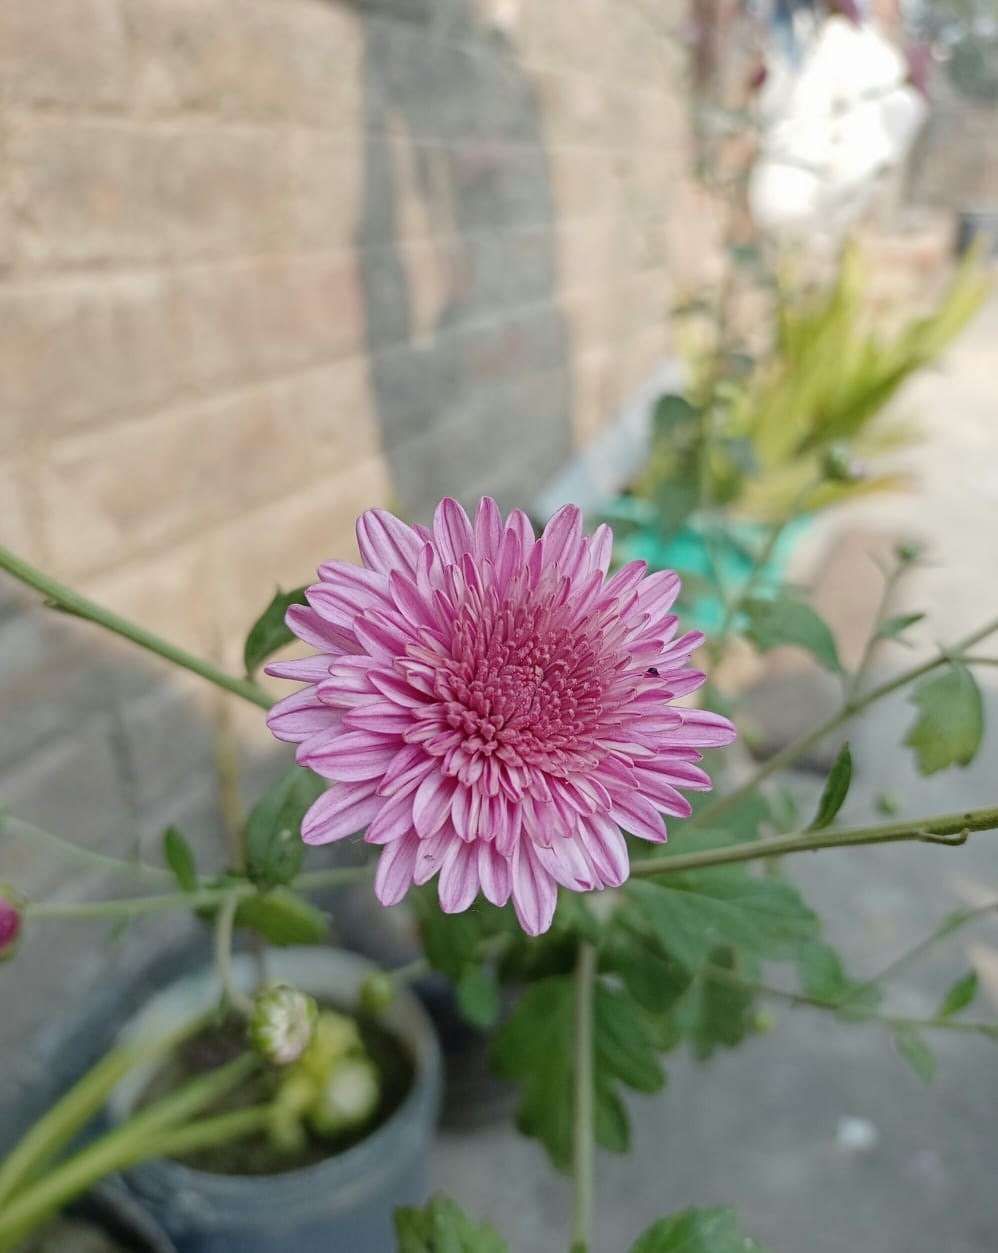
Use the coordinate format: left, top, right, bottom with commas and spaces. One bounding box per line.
0, 0, 128, 108
7, 119, 169, 269
0, 275, 182, 441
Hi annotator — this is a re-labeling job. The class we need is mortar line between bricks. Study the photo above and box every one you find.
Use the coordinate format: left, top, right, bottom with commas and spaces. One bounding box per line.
7, 104, 672, 151
0, 213, 644, 295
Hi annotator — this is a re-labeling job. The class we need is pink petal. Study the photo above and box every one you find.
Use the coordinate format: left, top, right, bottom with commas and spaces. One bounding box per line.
474, 497, 503, 559
540, 504, 584, 575
413, 827, 451, 885
587, 523, 614, 575
264, 654, 336, 682
433, 498, 475, 567
634, 569, 682, 620
631, 768, 693, 817
670, 709, 737, 747
504, 508, 535, 552
578, 815, 629, 887
301, 782, 382, 845
374, 832, 419, 906
356, 509, 423, 578
365, 792, 416, 844
412, 770, 457, 838
511, 839, 558, 936
267, 687, 342, 744
343, 702, 414, 733
478, 841, 512, 906
299, 730, 399, 781
608, 790, 668, 843
389, 571, 439, 631
438, 840, 480, 913
534, 836, 596, 891
285, 604, 356, 654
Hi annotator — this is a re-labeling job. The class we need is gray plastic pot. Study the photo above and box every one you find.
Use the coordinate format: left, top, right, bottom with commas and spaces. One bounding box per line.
107, 948, 441, 1253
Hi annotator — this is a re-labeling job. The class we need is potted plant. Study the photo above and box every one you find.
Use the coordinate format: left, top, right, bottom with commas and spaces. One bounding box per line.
3, 485, 998, 1252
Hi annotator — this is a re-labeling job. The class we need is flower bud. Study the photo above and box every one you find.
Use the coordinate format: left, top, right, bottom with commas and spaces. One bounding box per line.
0, 887, 22, 961
308, 1057, 380, 1137
359, 971, 396, 1016
249, 984, 318, 1066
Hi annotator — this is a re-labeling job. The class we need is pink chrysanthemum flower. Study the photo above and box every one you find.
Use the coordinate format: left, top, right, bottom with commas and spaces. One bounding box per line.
267, 499, 735, 936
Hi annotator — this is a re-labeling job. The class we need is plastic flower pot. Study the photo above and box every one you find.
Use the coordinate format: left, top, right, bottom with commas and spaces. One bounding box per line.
107, 948, 442, 1253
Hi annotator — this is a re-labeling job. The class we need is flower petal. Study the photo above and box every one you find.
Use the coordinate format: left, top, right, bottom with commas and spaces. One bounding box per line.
577, 815, 630, 887
267, 687, 342, 744
412, 770, 457, 838
297, 730, 399, 781
511, 839, 558, 936
374, 832, 419, 906
438, 839, 481, 914
301, 782, 382, 845
478, 841, 512, 906
356, 509, 423, 578
608, 790, 668, 843
433, 497, 475, 567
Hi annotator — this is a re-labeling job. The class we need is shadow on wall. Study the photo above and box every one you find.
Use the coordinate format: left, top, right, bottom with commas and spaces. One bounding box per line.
351, 0, 574, 518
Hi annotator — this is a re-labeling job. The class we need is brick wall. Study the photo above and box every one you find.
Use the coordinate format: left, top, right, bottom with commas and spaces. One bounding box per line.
0, 0, 697, 1074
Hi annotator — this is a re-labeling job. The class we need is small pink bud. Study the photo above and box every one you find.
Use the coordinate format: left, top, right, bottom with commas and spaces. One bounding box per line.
0, 889, 22, 960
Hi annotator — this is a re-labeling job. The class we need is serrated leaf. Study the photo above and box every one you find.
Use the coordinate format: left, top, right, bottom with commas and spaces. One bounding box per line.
235, 887, 329, 946
679, 947, 757, 1060
795, 941, 880, 1016
808, 743, 852, 830
743, 594, 842, 673
244, 767, 324, 887
243, 585, 309, 677
602, 935, 693, 1016
492, 976, 664, 1170
456, 966, 501, 1030
937, 970, 978, 1019
625, 867, 819, 973
876, 611, 925, 641
904, 663, 984, 775
394, 1194, 508, 1253
630, 1206, 772, 1252
894, 1026, 936, 1083
162, 826, 198, 892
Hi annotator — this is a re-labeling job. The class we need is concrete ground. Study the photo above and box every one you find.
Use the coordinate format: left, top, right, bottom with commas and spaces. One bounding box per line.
430, 296, 998, 1252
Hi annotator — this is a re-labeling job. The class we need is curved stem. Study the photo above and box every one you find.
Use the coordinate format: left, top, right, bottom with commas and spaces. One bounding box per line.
697, 612, 998, 828
570, 942, 597, 1253
0, 546, 271, 710
630, 804, 998, 878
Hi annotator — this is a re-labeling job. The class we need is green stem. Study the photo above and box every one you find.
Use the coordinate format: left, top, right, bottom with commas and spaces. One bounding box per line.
1, 813, 172, 883
843, 560, 903, 705
630, 804, 998, 878
570, 942, 597, 1253
837, 899, 998, 1011
0, 1096, 268, 1252
216, 891, 253, 1016
0, 546, 271, 711
696, 612, 998, 828
702, 963, 998, 1039
25, 882, 258, 922
959, 655, 998, 667
293, 864, 376, 891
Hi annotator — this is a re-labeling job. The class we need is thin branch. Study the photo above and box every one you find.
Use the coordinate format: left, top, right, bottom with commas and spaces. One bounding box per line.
24, 882, 257, 922
570, 942, 597, 1253
215, 891, 252, 1016
1, 814, 172, 882
696, 612, 998, 828
630, 804, 998, 878
0, 546, 271, 711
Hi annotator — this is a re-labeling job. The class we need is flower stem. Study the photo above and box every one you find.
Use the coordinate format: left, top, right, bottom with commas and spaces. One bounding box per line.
0, 545, 271, 710
1, 813, 172, 882
215, 891, 253, 1016
570, 941, 597, 1253
630, 804, 998, 878
292, 864, 376, 891
25, 882, 258, 921
696, 612, 998, 828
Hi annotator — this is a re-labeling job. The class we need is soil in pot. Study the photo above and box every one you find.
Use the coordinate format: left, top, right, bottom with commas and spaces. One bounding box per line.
21, 1216, 131, 1253
137, 1005, 413, 1177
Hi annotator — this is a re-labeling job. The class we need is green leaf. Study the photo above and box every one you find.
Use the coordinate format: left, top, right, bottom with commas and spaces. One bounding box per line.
893, 1026, 936, 1083
631, 1205, 772, 1252
492, 976, 664, 1170
235, 887, 329, 946
625, 868, 819, 973
243, 585, 309, 677
678, 947, 757, 1060
742, 594, 842, 673
876, 611, 925, 641
394, 1194, 508, 1253
937, 970, 978, 1019
456, 967, 501, 1030
904, 662, 984, 774
244, 767, 324, 888
411, 888, 513, 983
795, 941, 880, 1016
602, 935, 693, 1016
807, 743, 852, 830
162, 826, 197, 893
